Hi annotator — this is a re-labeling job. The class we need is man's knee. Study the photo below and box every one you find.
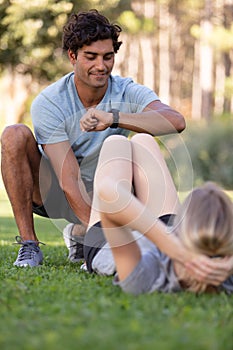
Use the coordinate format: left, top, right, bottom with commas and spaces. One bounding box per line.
1, 124, 35, 149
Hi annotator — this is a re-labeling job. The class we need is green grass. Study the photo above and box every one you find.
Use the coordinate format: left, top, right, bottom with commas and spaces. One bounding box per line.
0, 192, 233, 350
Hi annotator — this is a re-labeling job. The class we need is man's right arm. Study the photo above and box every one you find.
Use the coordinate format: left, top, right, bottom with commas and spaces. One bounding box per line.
43, 141, 91, 226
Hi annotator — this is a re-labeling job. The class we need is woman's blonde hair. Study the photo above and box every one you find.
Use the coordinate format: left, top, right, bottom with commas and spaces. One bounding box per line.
174, 182, 233, 292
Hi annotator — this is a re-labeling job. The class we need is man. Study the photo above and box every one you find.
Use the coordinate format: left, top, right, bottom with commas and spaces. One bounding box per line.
1, 9, 185, 267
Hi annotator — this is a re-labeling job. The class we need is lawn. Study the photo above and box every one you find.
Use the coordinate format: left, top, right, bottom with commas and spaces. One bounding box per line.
0, 191, 233, 350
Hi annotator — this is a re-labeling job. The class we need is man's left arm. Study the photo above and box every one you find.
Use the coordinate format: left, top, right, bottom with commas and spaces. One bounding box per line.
119, 100, 186, 135
80, 100, 186, 136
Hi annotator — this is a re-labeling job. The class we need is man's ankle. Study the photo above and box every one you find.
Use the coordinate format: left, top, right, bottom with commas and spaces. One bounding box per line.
71, 224, 86, 237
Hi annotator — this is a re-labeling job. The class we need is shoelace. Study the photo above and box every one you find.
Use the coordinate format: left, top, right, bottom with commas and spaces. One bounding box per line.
69, 241, 84, 248
64, 234, 84, 249
73, 244, 84, 259
14, 235, 45, 246
68, 239, 84, 258
14, 236, 45, 261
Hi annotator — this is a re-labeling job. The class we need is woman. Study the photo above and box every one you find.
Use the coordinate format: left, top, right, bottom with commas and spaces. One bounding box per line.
83, 134, 233, 294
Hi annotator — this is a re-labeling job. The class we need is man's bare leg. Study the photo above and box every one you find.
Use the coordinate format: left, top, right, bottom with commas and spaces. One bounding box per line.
1, 124, 50, 242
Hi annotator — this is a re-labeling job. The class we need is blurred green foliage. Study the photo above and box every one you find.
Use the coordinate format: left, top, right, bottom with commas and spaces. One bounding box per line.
0, 0, 73, 81
164, 120, 233, 190
0, 0, 147, 82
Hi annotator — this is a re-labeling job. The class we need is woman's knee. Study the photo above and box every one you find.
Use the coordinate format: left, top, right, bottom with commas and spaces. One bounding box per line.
103, 134, 129, 146
131, 133, 161, 152
100, 135, 131, 155
131, 133, 155, 145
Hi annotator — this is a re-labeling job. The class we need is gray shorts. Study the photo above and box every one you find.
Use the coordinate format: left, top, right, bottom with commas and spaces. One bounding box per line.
32, 158, 93, 224
115, 251, 233, 296
113, 250, 162, 295
112, 215, 180, 295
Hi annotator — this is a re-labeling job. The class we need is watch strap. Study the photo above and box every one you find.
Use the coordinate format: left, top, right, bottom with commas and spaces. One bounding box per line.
110, 109, 120, 128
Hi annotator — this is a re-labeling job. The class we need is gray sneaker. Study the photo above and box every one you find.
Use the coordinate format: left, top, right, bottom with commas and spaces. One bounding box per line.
63, 223, 85, 263
13, 236, 44, 267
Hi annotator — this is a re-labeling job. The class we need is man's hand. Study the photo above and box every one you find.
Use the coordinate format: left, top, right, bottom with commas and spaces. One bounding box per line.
80, 108, 113, 132
185, 255, 233, 286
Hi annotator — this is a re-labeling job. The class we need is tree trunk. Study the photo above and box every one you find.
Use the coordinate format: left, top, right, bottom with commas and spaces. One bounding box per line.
223, 1, 233, 113
192, 40, 202, 120
140, 35, 154, 89
158, 1, 170, 104
0, 67, 31, 126
199, 0, 214, 120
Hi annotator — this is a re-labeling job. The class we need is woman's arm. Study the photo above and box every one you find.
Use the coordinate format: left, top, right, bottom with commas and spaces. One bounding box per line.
185, 255, 233, 286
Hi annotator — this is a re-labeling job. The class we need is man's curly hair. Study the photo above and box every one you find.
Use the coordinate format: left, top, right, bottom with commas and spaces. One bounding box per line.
62, 9, 122, 56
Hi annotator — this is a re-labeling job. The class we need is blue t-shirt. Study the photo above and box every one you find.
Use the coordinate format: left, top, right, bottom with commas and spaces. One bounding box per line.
31, 72, 159, 183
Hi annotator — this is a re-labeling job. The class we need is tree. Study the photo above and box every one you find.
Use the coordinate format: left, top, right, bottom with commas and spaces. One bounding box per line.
0, 0, 131, 124
0, 0, 75, 81
200, 0, 214, 120
0, 0, 74, 124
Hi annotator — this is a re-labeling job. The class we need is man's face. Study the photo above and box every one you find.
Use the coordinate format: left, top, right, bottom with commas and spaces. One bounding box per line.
69, 39, 115, 89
